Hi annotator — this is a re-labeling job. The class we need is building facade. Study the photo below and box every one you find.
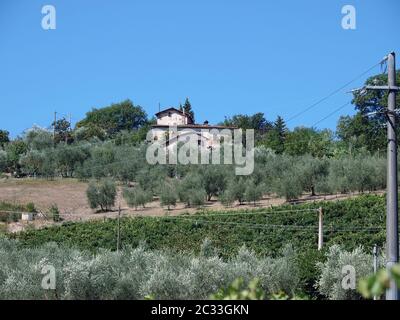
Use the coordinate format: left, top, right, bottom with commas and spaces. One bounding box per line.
149, 107, 236, 150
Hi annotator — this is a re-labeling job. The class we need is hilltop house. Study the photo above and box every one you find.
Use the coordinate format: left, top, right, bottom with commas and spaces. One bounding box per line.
149, 107, 236, 149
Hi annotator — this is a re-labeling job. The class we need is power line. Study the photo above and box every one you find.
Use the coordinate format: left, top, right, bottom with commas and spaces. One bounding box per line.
286, 61, 382, 123
1, 208, 387, 233
310, 101, 352, 127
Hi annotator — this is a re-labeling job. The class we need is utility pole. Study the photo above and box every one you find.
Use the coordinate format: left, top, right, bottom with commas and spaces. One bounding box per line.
373, 244, 379, 300
364, 52, 400, 300
66, 113, 72, 144
53, 111, 57, 145
318, 207, 323, 250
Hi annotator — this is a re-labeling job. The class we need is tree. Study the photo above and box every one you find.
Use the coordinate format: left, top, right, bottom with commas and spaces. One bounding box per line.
284, 127, 334, 158
0, 150, 8, 173
183, 98, 194, 122
222, 113, 272, 143
259, 116, 287, 153
341, 70, 400, 153
160, 182, 177, 210
5, 139, 27, 175
86, 179, 117, 212
76, 100, 147, 136
123, 187, 152, 210
219, 189, 236, 207
273, 166, 303, 201
201, 166, 228, 201
0, 130, 10, 147
52, 117, 72, 144
72, 125, 106, 142
225, 178, 246, 205
244, 180, 263, 206
53, 143, 90, 177
23, 126, 53, 150
176, 172, 208, 207
298, 156, 329, 196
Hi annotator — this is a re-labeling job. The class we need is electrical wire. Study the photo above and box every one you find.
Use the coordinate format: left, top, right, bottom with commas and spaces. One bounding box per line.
310, 101, 352, 127
286, 61, 382, 123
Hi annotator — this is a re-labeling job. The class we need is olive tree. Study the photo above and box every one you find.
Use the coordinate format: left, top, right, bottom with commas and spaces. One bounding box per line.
86, 179, 117, 212
160, 182, 177, 210
123, 187, 153, 210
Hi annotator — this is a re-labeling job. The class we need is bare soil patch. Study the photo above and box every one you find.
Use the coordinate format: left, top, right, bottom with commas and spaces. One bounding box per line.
0, 177, 384, 232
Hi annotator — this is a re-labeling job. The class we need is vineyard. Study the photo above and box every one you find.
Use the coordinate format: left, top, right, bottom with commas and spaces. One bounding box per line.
9, 194, 386, 297
13, 194, 385, 254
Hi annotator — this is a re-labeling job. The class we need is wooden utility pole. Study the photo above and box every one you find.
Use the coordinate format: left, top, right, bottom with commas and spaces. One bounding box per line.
318, 207, 323, 250
53, 111, 57, 145
364, 52, 399, 300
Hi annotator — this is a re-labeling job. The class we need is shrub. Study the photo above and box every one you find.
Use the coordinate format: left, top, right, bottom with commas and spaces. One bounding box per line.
225, 178, 246, 204
123, 187, 153, 210
0, 238, 304, 300
26, 202, 37, 213
219, 190, 236, 207
49, 204, 61, 222
315, 245, 376, 300
244, 180, 263, 206
188, 189, 206, 208
86, 179, 117, 212
160, 183, 177, 210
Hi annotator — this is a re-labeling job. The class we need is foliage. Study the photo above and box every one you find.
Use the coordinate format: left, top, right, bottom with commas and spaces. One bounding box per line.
76, 99, 147, 136
182, 98, 195, 122
49, 204, 61, 222
210, 277, 265, 300
160, 182, 177, 210
0, 129, 10, 147
52, 117, 72, 144
0, 238, 303, 300
358, 264, 400, 299
123, 187, 153, 210
86, 179, 117, 212
244, 180, 263, 205
315, 245, 376, 300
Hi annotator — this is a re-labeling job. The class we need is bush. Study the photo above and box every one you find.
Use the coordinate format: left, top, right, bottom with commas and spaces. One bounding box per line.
225, 178, 246, 204
244, 180, 263, 206
49, 204, 61, 222
0, 238, 304, 300
26, 202, 37, 213
219, 190, 236, 207
315, 245, 376, 300
160, 182, 177, 210
123, 187, 152, 210
177, 173, 206, 207
86, 179, 117, 212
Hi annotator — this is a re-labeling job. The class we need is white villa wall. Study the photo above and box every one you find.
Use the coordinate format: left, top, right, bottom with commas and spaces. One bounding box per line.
157, 112, 187, 125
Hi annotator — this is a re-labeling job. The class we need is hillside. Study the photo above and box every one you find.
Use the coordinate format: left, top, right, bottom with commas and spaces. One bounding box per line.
12, 194, 386, 255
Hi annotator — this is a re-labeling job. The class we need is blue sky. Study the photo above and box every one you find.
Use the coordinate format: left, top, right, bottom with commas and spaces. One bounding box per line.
0, 0, 399, 137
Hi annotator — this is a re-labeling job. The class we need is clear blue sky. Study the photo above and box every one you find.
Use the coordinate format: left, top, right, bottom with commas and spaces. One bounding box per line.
1, 0, 399, 137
